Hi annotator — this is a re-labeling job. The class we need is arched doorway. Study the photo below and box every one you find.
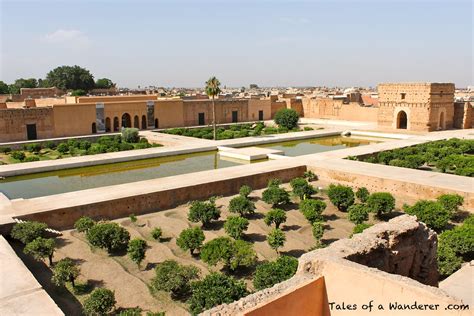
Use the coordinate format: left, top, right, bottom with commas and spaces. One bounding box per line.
397, 111, 408, 129
105, 117, 111, 132
92, 122, 97, 134
134, 115, 139, 128
121, 113, 131, 128
113, 117, 119, 132
154, 118, 159, 129
439, 112, 445, 130
141, 115, 147, 129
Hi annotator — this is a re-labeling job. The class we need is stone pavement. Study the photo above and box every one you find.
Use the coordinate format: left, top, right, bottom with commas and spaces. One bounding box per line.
439, 261, 474, 305
0, 236, 63, 316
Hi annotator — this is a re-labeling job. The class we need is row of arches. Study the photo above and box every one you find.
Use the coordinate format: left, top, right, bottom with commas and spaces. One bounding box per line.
91, 113, 159, 133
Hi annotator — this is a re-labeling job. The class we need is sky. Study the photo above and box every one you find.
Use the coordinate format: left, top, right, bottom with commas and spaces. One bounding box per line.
0, 0, 472, 88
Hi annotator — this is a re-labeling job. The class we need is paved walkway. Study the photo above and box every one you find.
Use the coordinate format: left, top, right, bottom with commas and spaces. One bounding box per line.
0, 236, 63, 315
439, 261, 473, 305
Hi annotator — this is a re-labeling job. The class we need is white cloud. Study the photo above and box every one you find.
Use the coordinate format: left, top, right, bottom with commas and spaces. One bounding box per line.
42, 29, 90, 46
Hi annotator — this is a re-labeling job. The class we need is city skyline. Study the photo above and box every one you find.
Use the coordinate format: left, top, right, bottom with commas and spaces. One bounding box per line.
1, 0, 472, 88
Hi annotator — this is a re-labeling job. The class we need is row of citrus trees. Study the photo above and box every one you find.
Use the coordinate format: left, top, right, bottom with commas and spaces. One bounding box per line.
9, 174, 471, 314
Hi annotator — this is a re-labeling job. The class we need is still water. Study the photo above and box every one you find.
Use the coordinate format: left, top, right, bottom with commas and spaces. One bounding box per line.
259, 135, 379, 157
0, 136, 379, 199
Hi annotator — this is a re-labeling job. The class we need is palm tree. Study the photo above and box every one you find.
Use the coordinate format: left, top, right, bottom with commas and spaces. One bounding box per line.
205, 76, 222, 140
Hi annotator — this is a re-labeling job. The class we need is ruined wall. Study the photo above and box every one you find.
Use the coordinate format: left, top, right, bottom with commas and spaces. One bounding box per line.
377, 83, 455, 132
205, 216, 469, 316
53, 103, 96, 137
0, 108, 55, 142
302, 98, 378, 121
154, 100, 185, 128
270, 100, 287, 117
453, 102, 473, 129
182, 99, 249, 126
248, 99, 271, 121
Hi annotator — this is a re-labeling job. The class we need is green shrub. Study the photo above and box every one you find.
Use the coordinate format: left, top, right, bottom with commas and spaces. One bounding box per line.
303, 126, 314, 131
26, 143, 42, 153
264, 208, 287, 228
188, 199, 221, 228
23, 155, 40, 162
274, 108, 299, 129
348, 204, 369, 224
51, 257, 80, 287
151, 260, 200, 299
403, 200, 450, 231
356, 187, 370, 203
188, 272, 248, 315
351, 223, 373, 236
239, 185, 252, 198
87, 144, 108, 155
74, 216, 96, 233
327, 184, 354, 211
200, 237, 256, 271
151, 227, 162, 241
290, 177, 316, 200
299, 199, 326, 223
253, 256, 298, 290
303, 170, 317, 181
267, 228, 286, 253
122, 128, 140, 143
312, 221, 325, 246
119, 142, 134, 151
71, 89, 87, 96
437, 194, 464, 217
11, 221, 47, 244
262, 185, 290, 206
437, 247, 463, 277
66, 139, 80, 148
176, 227, 205, 255
10, 151, 26, 161
127, 238, 147, 267
56, 143, 69, 154
366, 192, 395, 217
24, 237, 55, 266
117, 308, 143, 316
224, 216, 249, 239
86, 222, 131, 253
228, 195, 255, 216
0, 146, 12, 153
83, 288, 116, 316
43, 141, 56, 149
263, 127, 278, 135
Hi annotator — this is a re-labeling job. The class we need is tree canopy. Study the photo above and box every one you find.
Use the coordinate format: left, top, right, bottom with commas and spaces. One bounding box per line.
95, 78, 115, 89
46, 65, 95, 91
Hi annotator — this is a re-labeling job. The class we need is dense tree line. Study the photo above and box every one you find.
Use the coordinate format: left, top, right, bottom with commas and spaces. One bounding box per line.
0, 65, 115, 95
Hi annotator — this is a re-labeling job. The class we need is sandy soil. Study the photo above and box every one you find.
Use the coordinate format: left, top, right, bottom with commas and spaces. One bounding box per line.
27, 182, 379, 315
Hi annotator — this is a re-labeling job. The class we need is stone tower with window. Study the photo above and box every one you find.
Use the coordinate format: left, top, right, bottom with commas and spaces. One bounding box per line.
377, 83, 455, 131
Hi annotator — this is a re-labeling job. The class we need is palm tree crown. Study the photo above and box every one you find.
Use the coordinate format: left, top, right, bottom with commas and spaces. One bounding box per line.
205, 77, 221, 97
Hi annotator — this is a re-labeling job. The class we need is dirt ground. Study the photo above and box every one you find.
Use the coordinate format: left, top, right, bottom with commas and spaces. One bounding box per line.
23, 183, 380, 315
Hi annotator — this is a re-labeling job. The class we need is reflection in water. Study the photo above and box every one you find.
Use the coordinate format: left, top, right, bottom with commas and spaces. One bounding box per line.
0, 136, 381, 199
